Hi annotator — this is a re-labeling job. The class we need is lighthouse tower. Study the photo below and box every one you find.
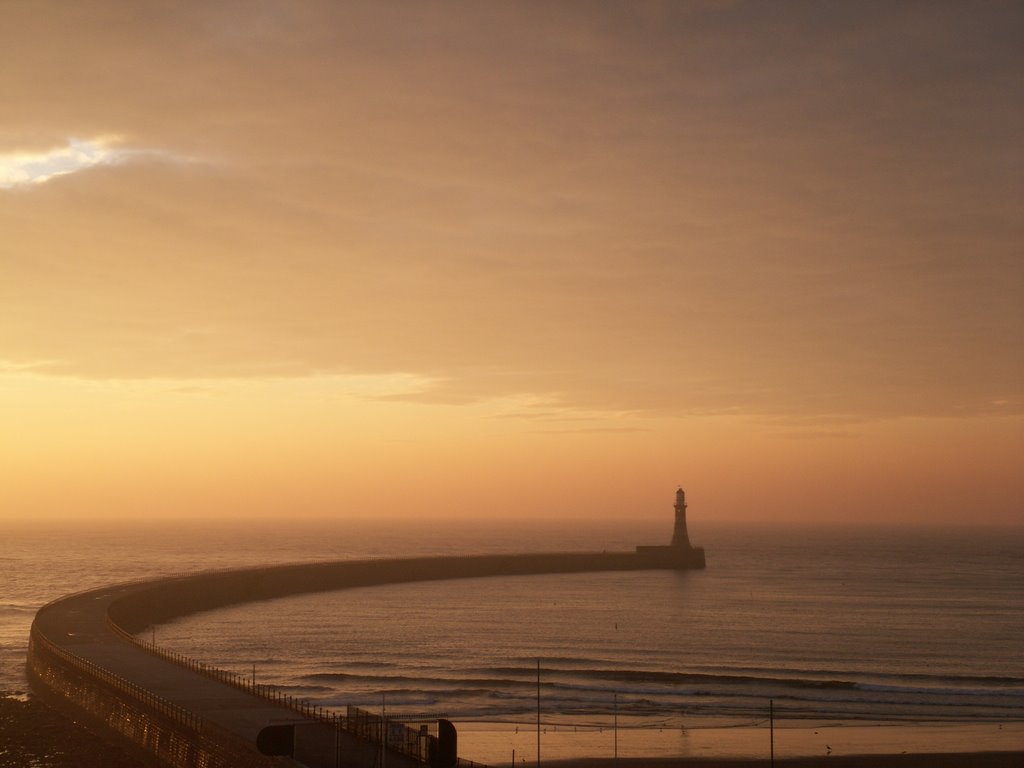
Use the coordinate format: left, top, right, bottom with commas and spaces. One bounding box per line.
634, 485, 705, 568
671, 487, 691, 548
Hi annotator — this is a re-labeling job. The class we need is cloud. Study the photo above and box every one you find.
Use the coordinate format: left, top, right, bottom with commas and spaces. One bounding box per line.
0, 359, 63, 374
0, 2, 1020, 423
0, 137, 191, 189
1, 138, 120, 188
769, 430, 859, 441
530, 427, 653, 435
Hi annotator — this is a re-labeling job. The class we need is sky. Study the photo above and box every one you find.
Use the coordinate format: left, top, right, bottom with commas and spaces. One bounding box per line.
1, 1, 1021, 527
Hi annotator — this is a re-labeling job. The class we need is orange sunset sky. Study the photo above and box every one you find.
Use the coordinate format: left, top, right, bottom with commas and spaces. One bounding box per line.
1, 1, 1021, 527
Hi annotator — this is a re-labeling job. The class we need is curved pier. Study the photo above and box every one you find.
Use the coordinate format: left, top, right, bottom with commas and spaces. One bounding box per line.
28, 548, 705, 768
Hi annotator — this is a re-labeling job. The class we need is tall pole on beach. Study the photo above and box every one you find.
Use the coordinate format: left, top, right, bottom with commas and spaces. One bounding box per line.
613, 692, 618, 764
769, 698, 774, 767
537, 658, 541, 768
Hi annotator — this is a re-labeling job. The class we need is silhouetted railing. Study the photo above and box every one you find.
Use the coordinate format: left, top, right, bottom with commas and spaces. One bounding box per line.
28, 622, 203, 732
28, 620, 291, 766
105, 611, 457, 764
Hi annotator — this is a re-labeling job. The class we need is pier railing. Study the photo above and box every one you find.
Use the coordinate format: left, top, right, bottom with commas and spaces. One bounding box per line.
27, 620, 290, 767
28, 622, 202, 733
105, 610, 462, 765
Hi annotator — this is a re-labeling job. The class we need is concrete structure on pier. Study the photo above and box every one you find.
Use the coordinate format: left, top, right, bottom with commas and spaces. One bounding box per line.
635, 486, 705, 568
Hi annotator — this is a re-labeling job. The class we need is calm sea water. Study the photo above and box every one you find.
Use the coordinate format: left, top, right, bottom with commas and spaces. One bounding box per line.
3, 520, 1023, 732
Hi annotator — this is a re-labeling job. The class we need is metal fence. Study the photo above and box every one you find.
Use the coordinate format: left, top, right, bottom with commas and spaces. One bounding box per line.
30, 565, 493, 767
27, 622, 290, 767
105, 607, 484, 766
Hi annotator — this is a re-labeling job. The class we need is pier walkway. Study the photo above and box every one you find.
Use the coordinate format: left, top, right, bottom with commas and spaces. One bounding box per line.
32, 581, 320, 765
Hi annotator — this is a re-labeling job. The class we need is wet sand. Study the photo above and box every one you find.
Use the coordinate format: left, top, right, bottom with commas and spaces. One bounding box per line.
459, 718, 1024, 766
543, 756, 1023, 768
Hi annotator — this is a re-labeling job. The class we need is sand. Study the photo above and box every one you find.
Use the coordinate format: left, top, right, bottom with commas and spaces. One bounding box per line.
543, 756, 1023, 768
457, 718, 1024, 766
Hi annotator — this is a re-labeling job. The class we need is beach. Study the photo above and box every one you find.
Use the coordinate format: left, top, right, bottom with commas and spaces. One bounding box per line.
457, 719, 1024, 765
545, 755, 1024, 768
4, 691, 1020, 768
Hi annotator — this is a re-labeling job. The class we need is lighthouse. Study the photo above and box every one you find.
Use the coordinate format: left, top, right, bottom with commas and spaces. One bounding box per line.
671, 487, 690, 548
634, 486, 705, 568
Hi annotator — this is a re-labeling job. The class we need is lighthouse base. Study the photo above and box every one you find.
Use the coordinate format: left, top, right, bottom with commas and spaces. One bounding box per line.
634, 545, 706, 570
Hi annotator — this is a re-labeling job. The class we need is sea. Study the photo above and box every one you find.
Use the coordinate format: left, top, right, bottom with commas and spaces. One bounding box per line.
2, 519, 1022, 760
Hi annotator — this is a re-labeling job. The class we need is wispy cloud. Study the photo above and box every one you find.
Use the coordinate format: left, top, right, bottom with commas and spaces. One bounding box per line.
0, 137, 181, 189
530, 427, 652, 435
769, 430, 859, 441
0, 359, 62, 374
